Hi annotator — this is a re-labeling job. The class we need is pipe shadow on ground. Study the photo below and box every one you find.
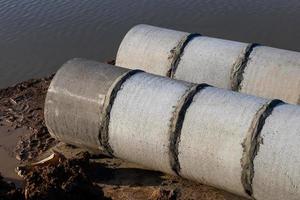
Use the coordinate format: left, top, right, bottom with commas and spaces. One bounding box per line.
88, 162, 165, 187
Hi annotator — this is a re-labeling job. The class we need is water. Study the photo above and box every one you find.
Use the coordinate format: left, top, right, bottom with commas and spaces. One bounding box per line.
0, 0, 299, 88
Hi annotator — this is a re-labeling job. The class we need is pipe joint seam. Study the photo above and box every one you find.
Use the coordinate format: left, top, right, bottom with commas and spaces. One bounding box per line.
99, 69, 144, 156
230, 43, 260, 91
168, 83, 210, 175
167, 33, 201, 78
241, 99, 284, 196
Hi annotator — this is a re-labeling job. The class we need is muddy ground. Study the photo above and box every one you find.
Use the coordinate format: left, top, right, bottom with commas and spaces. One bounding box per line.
0, 63, 245, 200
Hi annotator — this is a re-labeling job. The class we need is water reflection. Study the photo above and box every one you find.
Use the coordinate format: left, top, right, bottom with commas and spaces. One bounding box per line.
0, 0, 299, 88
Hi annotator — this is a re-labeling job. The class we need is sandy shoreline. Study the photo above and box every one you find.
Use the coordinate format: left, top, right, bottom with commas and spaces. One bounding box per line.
0, 69, 245, 199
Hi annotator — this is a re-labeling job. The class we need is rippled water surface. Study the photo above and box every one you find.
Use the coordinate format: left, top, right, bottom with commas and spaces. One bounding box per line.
0, 0, 299, 88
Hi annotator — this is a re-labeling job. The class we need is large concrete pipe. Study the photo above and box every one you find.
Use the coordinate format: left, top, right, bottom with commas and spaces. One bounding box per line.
240, 47, 300, 103
252, 104, 300, 200
116, 24, 300, 104
44, 58, 140, 151
108, 72, 193, 174
116, 25, 190, 76
45, 59, 300, 200
177, 87, 271, 197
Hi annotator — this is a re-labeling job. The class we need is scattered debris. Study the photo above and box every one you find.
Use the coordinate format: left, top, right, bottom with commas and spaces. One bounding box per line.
19, 152, 109, 200
16, 150, 66, 178
149, 188, 180, 200
29, 150, 65, 167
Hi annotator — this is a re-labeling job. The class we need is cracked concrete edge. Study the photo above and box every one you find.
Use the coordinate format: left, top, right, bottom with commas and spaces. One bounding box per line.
99, 69, 144, 156
230, 43, 260, 91
241, 99, 284, 197
168, 83, 210, 175
167, 33, 201, 78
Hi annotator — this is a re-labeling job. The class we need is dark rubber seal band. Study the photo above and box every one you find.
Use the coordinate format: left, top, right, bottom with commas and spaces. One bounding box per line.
241, 99, 284, 196
231, 43, 260, 91
167, 33, 201, 78
99, 69, 144, 156
169, 83, 210, 175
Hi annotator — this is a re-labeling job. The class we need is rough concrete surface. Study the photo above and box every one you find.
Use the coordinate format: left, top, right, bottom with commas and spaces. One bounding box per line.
174, 36, 248, 89
240, 46, 300, 104
116, 24, 189, 76
109, 72, 192, 174
178, 87, 269, 198
252, 104, 300, 200
44, 58, 130, 150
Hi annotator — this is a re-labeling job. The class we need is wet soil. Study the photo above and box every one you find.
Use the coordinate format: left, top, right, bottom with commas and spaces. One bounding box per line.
0, 126, 25, 186
0, 75, 57, 162
0, 63, 246, 200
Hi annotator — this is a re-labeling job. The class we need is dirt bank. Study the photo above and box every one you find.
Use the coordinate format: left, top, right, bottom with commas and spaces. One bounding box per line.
0, 62, 245, 200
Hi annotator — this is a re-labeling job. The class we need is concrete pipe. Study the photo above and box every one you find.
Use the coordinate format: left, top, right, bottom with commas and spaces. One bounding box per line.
44, 58, 139, 151
252, 104, 300, 200
108, 72, 194, 174
240, 47, 300, 104
116, 24, 300, 104
173, 36, 249, 89
116, 24, 190, 76
177, 87, 270, 197
45, 59, 300, 200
